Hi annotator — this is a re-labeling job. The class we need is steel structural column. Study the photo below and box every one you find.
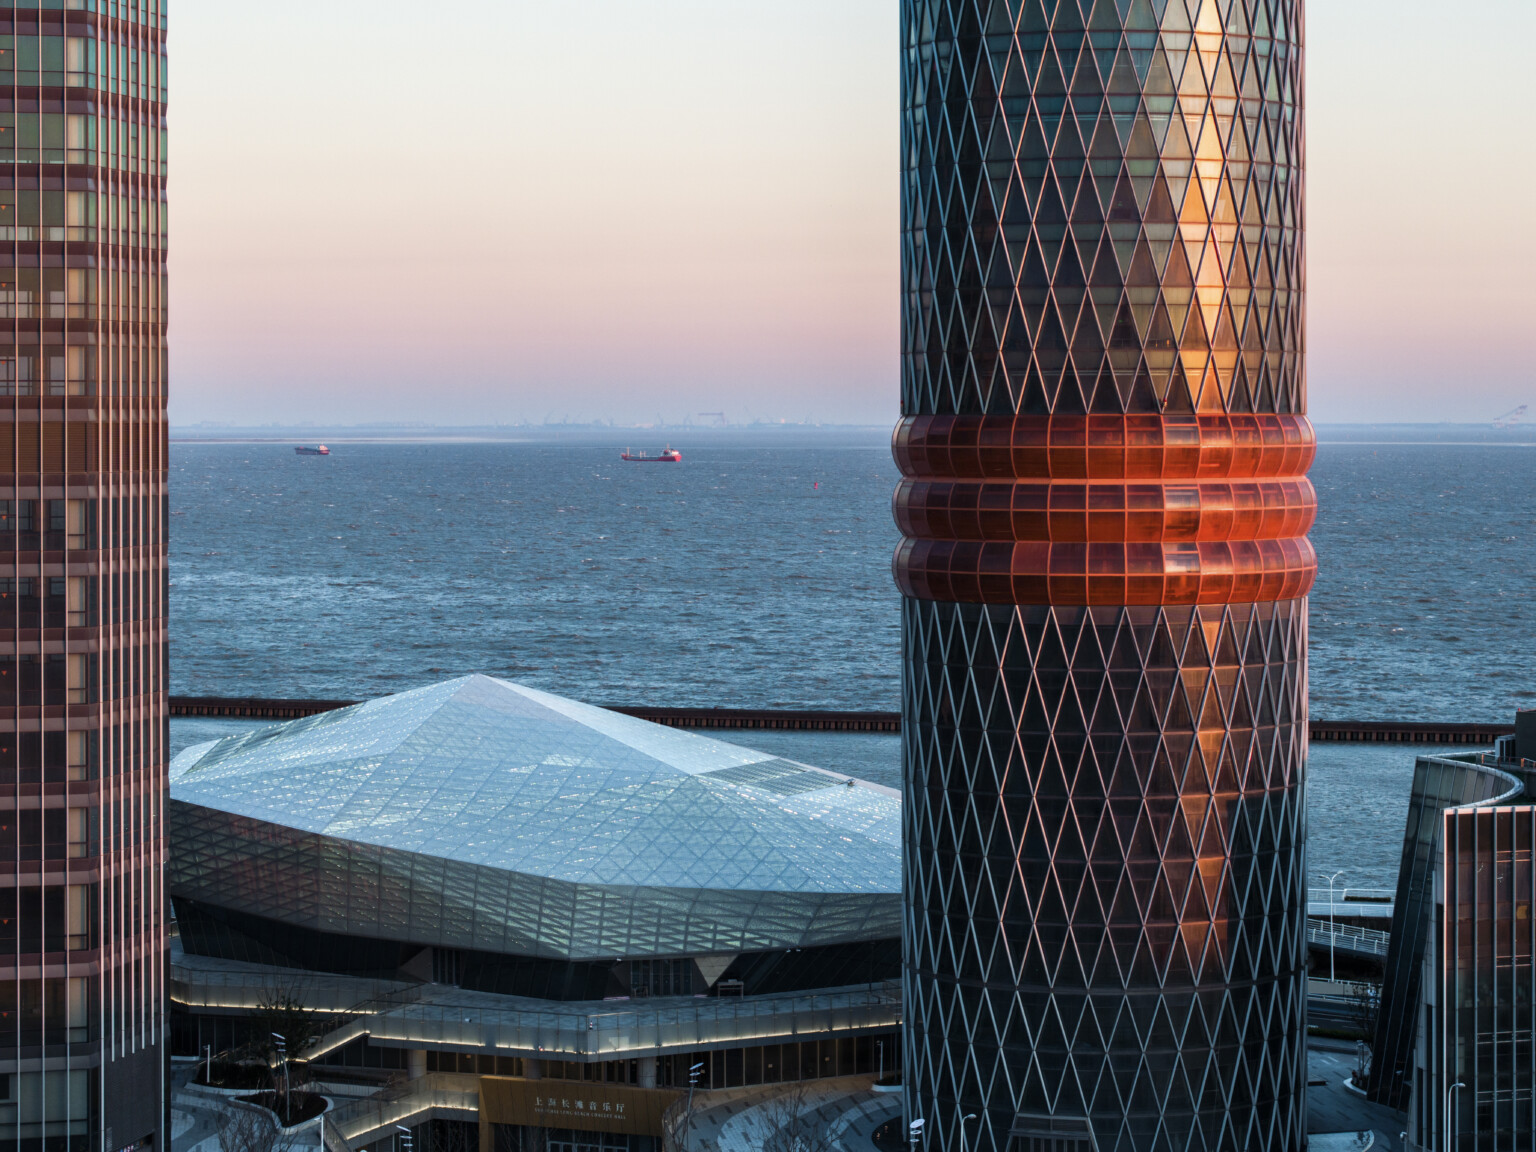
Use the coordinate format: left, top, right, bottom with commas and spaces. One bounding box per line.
894, 2, 1310, 1150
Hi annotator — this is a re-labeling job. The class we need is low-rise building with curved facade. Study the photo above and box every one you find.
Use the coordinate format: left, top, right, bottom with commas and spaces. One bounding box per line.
1367, 716, 1536, 1151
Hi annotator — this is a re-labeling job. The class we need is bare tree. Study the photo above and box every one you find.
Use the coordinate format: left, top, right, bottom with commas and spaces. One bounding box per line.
497, 1127, 547, 1152
215, 1102, 296, 1152
220, 981, 331, 1115
419, 1121, 481, 1152
661, 1093, 691, 1152
1344, 980, 1380, 1082
250, 984, 329, 1064
758, 1084, 835, 1152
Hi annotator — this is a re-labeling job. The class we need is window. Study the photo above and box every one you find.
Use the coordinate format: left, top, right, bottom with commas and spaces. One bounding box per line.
545, 1132, 629, 1152
65, 37, 94, 87
629, 958, 692, 997
67, 730, 95, 782
0, 577, 38, 613
0, 981, 91, 1045
66, 653, 92, 704
66, 576, 94, 627
44, 576, 66, 627
65, 190, 96, 241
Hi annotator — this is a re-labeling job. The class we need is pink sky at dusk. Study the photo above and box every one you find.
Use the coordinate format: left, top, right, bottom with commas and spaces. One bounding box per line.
169, 0, 1534, 427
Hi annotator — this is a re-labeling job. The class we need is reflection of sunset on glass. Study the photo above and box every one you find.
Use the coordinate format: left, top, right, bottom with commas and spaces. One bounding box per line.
170, 0, 1533, 426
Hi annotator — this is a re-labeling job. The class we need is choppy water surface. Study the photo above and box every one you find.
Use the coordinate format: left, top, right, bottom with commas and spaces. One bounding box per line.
1308, 443, 1536, 723
170, 437, 1536, 719
171, 440, 900, 708
169, 436, 1536, 887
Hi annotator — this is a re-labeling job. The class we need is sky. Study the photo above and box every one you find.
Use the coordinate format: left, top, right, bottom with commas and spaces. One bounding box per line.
170, 0, 1535, 427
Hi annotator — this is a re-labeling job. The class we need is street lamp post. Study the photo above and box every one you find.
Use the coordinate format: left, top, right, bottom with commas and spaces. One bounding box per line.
907, 1118, 923, 1152
960, 1113, 977, 1152
1445, 1080, 1465, 1151
271, 1032, 289, 1122
1322, 870, 1346, 983
676, 1061, 704, 1152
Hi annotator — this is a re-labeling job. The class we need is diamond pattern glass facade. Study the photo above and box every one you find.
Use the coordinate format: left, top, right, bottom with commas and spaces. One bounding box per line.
169, 676, 901, 963
895, 2, 1308, 1149
0, 3, 167, 1151
900, 0, 1302, 419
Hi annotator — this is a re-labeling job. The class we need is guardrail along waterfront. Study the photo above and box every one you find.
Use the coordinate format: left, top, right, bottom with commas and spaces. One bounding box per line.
1304, 919, 1391, 960
169, 697, 1514, 744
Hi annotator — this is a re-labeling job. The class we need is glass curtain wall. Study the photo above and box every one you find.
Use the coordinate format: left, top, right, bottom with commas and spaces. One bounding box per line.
1370, 754, 1523, 1110
0, 1, 166, 1151
1438, 806, 1536, 1151
895, 1, 1309, 1149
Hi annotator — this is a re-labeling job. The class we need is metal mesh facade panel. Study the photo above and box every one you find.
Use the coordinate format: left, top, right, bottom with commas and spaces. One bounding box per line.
896, 2, 1307, 1148
0, 3, 167, 1151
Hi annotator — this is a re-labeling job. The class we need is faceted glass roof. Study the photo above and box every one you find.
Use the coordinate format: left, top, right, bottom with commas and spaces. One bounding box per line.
170, 675, 900, 895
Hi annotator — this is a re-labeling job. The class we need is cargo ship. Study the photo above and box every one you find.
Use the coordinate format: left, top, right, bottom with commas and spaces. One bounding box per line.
295, 445, 330, 456
621, 447, 680, 462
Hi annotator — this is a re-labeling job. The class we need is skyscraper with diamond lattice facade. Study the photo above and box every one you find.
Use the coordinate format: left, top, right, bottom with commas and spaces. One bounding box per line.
0, 3, 166, 1151
894, 2, 1309, 1150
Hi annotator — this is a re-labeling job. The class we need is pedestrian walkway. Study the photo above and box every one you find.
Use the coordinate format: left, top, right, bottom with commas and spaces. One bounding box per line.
826, 1091, 900, 1152
1307, 1041, 1406, 1152
1310, 1134, 1374, 1151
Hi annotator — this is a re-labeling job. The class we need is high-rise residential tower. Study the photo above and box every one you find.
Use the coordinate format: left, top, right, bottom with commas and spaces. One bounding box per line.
0, 3, 167, 1151
895, 3, 1309, 1150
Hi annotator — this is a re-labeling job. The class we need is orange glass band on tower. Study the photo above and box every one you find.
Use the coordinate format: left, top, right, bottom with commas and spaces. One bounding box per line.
891, 413, 1317, 605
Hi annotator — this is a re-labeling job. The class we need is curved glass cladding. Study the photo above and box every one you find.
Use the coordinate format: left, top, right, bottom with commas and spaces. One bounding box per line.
901, 1, 1301, 419
169, 676, 902, 961
896, 2, 1306, 1151
0, 3, 167, 1152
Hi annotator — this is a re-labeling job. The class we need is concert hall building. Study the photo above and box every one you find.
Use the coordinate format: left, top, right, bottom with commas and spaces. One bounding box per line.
894, 2, 1311, 1149
167, 675, 903, 1151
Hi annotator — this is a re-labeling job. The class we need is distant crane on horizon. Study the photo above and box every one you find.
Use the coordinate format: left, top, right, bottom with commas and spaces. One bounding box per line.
1494, 404, 1528, 428
698, 412, 728, 426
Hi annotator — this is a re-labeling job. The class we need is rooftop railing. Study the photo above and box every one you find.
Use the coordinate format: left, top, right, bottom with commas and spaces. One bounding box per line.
310, 982, 901, 1062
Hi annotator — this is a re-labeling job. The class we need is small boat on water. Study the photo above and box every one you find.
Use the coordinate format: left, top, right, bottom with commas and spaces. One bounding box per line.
295, 445, 330, 456
621, 447, 680, 462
